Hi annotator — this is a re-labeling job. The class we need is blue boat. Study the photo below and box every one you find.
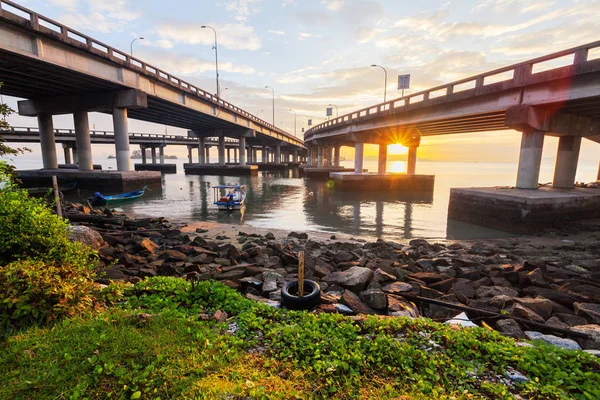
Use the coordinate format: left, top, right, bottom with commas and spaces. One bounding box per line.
90, 186, 147, 206
213, 184, 246, 210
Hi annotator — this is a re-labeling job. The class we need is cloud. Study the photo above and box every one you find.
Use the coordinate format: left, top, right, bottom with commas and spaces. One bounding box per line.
322, 0, 344, 11
268, 29, 286, 35
472, 0, 555, 13
55, 0, 141, 33
137, 49, 256, 76
49, 0, 78, 10
297, 32, 322, 40
220, 0, 262, 22
157, 23, 261, 51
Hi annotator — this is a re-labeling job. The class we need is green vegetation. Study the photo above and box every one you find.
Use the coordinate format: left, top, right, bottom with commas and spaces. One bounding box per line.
0, 81, 29, 177
1, 277, 598, 399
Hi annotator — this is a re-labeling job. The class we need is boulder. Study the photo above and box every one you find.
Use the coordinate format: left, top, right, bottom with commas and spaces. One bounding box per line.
524, 331, 581, 351
387, 294, 419, 318
511, 303, 545, 323
372, 268, 397, 283
382, 281, 413, 294
451, 280, 475, 298
522, 287, 578, 308
163, 249, 187, 262
571, 324, 600, 350
138, 238, 159, 254
496, 319, 525, 339
360, 287, 388, 310
341, 290, 375, 315
322, 266, 373, 293
334, 251, 355, 263
69, 225, 107, 250
476, 286, 518, 299
429, 278, 456, 293
545, 316, 569, 330
574, 303, 600, 324
262, 272, 282, 294
514, 297, 554, 321
554, 313, 588, 327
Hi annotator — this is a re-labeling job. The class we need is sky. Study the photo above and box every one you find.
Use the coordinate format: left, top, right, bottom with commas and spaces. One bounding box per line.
2, 0, 600, 168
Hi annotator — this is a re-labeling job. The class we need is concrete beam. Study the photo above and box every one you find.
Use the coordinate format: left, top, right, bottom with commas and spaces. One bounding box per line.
506, 106, 600, 137
19, 89, 147, 116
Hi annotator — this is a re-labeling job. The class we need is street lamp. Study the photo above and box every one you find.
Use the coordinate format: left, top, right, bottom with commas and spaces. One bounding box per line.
371, 64, 387, 102
130, 37, 144, 56
265, 86, 275, 125
289, 109, 297, 137
201, 25, 220, 98
328, 104, 339, 118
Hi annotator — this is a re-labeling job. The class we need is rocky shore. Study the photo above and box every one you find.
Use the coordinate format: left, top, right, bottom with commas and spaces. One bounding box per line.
66, 203, 600, 353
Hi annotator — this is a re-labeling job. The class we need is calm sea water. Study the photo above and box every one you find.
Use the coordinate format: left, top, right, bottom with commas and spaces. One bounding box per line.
8, 157, 600, 241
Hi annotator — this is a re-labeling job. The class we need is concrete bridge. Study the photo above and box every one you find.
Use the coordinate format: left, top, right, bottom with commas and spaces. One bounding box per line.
304, 40, 600, 189
0, 0, 305, 184
304, 40, 600, 230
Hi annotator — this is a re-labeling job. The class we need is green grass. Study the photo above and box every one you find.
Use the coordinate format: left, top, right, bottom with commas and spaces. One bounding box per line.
1, 277, 599, 399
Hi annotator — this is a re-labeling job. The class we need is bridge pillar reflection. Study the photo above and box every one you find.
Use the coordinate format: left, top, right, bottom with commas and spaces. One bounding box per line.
552, 136, 582, 188
218, 136, 226, 165
198, 138, 206, 165
407, 146, 417, 175
238, 136, 246, 166
333, 146, 340, 167
112, 107, 131, 171
151, 147, 157, 163
378, 144, 387, 174
516, 129, 545, 189
73, 111, 93, 171
62, 143, 72, 165
37, 113, 58, 169
317, 146, 323, 168
354, 143, 364, 173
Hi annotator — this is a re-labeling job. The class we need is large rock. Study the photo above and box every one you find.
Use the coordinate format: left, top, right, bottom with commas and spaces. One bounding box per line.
574, 303, 600, 324
322, 266, 373, 293
476, 286, 518, 299
571, 325, 600, 350
69, 225, 107, 250
514, 298, 554, 321
511, 304, 545, 323
387, 294, 419, 318
360, 287, 388, 310
341, 290, 375, 315
496, 319, 525, 339
382, 281, 413, 294
163, 249, 188, 262
451, 279, 475, 298
522, 287, 578, 308
525, 331, 581, 351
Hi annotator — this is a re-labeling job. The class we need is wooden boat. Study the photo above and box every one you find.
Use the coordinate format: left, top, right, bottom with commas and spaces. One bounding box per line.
213, 184, 246, 210
90, 186, 147, 206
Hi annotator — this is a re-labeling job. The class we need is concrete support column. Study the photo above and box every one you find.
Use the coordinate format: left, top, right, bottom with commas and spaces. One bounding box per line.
293, 150, 298, 163
238, 136, 246, 166
206, 146, 210, 164
198, 138, 206, 165
253, 148, 258, 163
333, 146, 340, 167
159, 146, 165, 164
246, 147, 251, 163
407, 147, 417, 175
378, 144, 388, 174
38, 113, 58, 169
62, 143, 72, 165
308, 147, 313, 166
141, 145, 147, 164
112, 108, 131, 171
598, 162, 600, 181
73, 111, 93, 171
553, 136, 582, 188
151, 147, 157, 163
227, 148, 231, 164
187, 146, 192, 164
516, 130, 545, 189
317, 146, 323, 168
262, 146, 267, 163
234, 147, 238, 163
72, 146, 78, 164
354, 143, 364, 173
275, 145, 281, 164
218, 136, 226, 165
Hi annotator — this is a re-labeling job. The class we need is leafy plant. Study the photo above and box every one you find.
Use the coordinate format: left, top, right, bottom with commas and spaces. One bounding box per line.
0, 82, 29, 178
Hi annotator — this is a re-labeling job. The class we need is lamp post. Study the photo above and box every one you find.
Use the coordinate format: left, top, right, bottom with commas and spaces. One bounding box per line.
328, 104, 339, 118
201, 25, 220, 98
265, 86, 275, 125
130, 37, 144, 56
371, 64, 387, 102
289, 109, 297, 137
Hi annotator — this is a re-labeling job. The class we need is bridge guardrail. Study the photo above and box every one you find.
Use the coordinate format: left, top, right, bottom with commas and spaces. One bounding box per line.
304, 40, 600, 140
0, 0, 303, 146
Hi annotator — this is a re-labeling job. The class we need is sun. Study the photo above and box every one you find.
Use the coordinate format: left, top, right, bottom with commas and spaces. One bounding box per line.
388, 144, 408, 155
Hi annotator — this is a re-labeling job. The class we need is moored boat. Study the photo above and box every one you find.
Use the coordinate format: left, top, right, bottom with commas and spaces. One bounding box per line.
90, 186, 147, 206
213, 184, 246, 210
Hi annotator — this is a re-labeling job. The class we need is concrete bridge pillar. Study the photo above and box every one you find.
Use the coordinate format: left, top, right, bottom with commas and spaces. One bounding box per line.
151, 147, 157, 163
227, 148, 231, 164
252, 147, 257, 163
378, 144, 387, 174
275, 145, 281, 164
38, 113, 58, 169
159, 146, 165, 164
73, 111, 93, 171
187, 145, 193, 164
516, 130, 545, 189
262, 146, 267, 163
218, 136, 226, 165
553, 136, 581, 188
198, 138, 206, 165
206, 146, 211, 164
141, 145, 148, 164
72, 145, 78, 164
246, 146, 251, 163
238, 136, 246, 166
112, 108, 131, 171
598, 162, 600, 181
407, 147, 417, 175
233, 147, 238, 163
317, 146, 323, 168
62, 143, 72, 165
354, 143, 364, 173
333, 146, 340, 167
293, 150, 298, 163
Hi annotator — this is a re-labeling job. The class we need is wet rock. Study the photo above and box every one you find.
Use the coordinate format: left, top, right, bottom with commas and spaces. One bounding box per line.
313, 264, 332, 278
514, 297, 554, 321
525, 331, 581, 351
525, 268, 547, 287
574, 303, 600, 324
69, 225, 107, 250
342, 290, 375, 315
216, 269, 245, 281
496, 319, 525, 339
476, 286, 519, 299
360, 287, 388, 310
120, 253, 146, 266
511, 303, 545, 323
322, 266, 373, 293
420, 286, 445, 299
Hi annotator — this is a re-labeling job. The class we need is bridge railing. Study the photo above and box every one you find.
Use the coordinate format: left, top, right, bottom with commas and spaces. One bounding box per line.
0, 0, 303, 146
305, 40, 600, 139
